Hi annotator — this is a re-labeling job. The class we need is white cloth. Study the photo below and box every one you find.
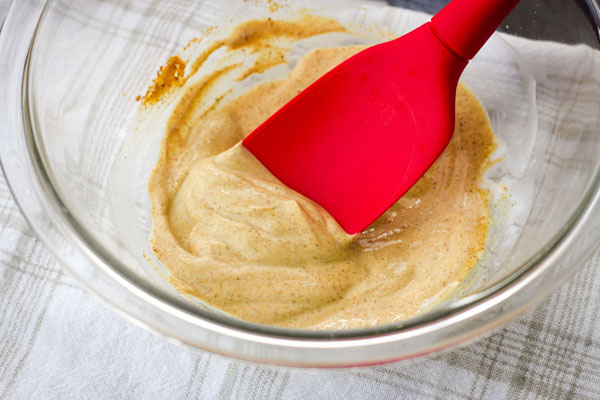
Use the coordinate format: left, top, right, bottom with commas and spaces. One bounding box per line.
2, 1, 600, 399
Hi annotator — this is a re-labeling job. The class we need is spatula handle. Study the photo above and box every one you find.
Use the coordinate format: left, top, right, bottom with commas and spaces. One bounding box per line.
431, 0, 520, 60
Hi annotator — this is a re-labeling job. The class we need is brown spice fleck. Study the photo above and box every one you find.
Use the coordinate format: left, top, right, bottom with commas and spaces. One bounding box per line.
139, 56, 187, 106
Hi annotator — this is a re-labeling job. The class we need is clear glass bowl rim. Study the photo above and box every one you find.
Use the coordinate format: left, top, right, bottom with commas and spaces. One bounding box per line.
1, 0, 600, 367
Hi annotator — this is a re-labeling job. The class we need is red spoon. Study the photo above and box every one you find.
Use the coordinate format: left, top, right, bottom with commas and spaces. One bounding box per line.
243, 0, 520, 234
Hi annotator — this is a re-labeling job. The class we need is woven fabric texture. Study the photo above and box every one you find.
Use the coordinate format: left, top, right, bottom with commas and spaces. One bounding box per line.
2, 1, 600, 398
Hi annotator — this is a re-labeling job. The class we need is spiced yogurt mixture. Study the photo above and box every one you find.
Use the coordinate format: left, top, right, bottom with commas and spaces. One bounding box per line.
146, 15, 496, 329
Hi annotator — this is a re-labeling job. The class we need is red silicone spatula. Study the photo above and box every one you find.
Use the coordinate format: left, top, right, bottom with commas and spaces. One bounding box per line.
243, 0, 520, 234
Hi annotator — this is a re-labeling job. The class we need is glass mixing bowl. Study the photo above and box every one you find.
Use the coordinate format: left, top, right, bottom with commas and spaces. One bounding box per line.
1, 0, 600, 367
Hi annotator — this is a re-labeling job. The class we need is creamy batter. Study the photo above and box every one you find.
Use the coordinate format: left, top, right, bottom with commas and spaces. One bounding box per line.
147, 16, 495, 329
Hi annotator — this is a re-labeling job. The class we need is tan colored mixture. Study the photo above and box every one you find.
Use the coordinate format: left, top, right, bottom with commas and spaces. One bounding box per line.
148, 17, 495, 329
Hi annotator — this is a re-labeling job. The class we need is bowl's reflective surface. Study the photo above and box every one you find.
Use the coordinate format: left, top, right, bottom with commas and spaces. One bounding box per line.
1, 0, 600, 366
